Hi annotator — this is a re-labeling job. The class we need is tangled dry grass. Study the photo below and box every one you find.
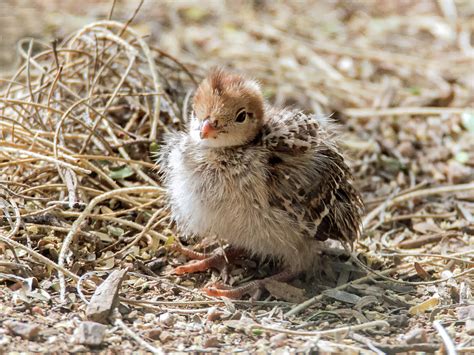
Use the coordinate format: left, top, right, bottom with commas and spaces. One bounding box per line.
0, 1, 473, 353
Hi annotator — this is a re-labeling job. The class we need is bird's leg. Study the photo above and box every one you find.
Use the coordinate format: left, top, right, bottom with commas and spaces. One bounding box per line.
172, 243, 244, 275
203, 269, 299, 299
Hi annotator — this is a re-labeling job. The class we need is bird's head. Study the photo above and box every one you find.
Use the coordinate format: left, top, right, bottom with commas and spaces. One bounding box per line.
190, 68, 265, 148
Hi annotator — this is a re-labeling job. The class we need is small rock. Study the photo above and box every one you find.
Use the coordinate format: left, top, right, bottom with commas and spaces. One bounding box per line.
446, 160, 472, 184
159, 312, 175, 327
466, 319, 474, 336
0, 334, 11, 346
126, 310, 139, 320
31, 306, 45, 316
144, 313, 156, 323
5, 320, 41, 340
74, 321, 107, 346
457, 305, 474, 320
397, 141, 416, 158
203, 336, 220, 348
206, 307, 223, 322
387, 314, 409, 327
70, 345, 88, 353
159, 330, 173, 343
86, 268, 128, 324
191, 314, 202, 324
147, 328, 162, 340
403, 328, 427, 344
270, 333, 287, 347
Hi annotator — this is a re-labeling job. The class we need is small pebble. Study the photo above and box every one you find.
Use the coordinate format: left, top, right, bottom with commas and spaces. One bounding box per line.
466, 319, 474, 336
147, 328, 162, 340
207, 307, 223, 322
397, 141, 416, 158
159, 312, 175, 327
144, 313, 156, 323
126, 310, 139, 320
403, 328, 427, 344
74, 321, 107, 346
159, 330, 173, 343
270, 333, 287, 347
5, 320, 41, 340
31, 306, 45, 316
203, 336, 220, 348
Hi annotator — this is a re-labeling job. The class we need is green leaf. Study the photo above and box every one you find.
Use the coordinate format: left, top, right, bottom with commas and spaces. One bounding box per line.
380, 155, 405, 173
408, 86, 421, 95
455, 151, 469, 164
149, 142, 160, 154
462, 111, 474, 132
106, 225, 125, 238
109, 165, 134, 180
183, 7, 208, 21
164, 235, 176, 248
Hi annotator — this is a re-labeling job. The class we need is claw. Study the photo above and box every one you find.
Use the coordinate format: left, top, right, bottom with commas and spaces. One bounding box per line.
173, 258, 223, 275
172, 243, 244, 275
172, 243, 299, 300
202, 270, 299, 299
202, 280, 261, 299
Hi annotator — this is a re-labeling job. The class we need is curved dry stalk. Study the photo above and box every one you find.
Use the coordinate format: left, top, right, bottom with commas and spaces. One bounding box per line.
349, 252, 474, 287
59, 211, 168, 242
100, 197, 162, 217
250, 319, 389, 337
433, 320, 456, 355
114, 318, 164, 355
123, 298, 290, 307
380, 251, 474, 264
0, 97, 64, 115
345, 106, 471, 117
57, 186, 163, 301
0, 231, 80, 282
72, 20, 165, 139
285, 263, 412, 317
0, 146, 91, 174
25, 40, 46, 130
363, 182, 474, 229
74, 154, 156, 169
98, 208, 166, 263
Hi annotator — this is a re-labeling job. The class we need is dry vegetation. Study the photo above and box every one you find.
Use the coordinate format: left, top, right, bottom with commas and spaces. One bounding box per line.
0, 0, 473, 353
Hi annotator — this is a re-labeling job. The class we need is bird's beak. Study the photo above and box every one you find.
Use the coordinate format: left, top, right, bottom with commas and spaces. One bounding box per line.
200, 119, 217, 139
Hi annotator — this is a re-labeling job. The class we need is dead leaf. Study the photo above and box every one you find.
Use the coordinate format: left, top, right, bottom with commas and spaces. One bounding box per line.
354, 295, 379, 310
86, 268, 128, 324
264, 280, 306, 303
414, 262, 431, 280
412, 220, 441, 234
408, 295, 440, 315
398, 231, 459, 249
322, 289, 361, 305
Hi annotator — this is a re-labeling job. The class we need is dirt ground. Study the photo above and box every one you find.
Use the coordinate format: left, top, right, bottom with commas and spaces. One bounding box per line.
0, 0, 473, 353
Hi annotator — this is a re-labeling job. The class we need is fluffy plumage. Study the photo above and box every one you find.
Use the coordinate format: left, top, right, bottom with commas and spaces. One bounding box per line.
158, 69, 363, 274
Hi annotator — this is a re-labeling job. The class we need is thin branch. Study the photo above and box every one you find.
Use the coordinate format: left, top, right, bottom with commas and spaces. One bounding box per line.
285, 263, 411, 317
363, 182, 474, 229
250, 320, 389, 336
114, 318, 164, 355
57, 186, 163, 302
345, 107, 470, 117
433, 320, 456, 355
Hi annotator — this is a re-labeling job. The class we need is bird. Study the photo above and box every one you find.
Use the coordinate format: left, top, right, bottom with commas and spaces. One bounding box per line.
157, 68, 363, 298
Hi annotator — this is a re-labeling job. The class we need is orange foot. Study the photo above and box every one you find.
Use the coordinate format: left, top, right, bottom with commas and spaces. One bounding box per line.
203, 270, 298, 299
171, 243, 243, 276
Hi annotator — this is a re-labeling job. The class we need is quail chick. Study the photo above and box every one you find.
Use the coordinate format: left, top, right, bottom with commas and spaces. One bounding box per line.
158, 68, 363, 298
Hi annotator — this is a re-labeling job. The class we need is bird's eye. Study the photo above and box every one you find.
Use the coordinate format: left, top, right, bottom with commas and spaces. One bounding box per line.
235, 110, 247, 123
